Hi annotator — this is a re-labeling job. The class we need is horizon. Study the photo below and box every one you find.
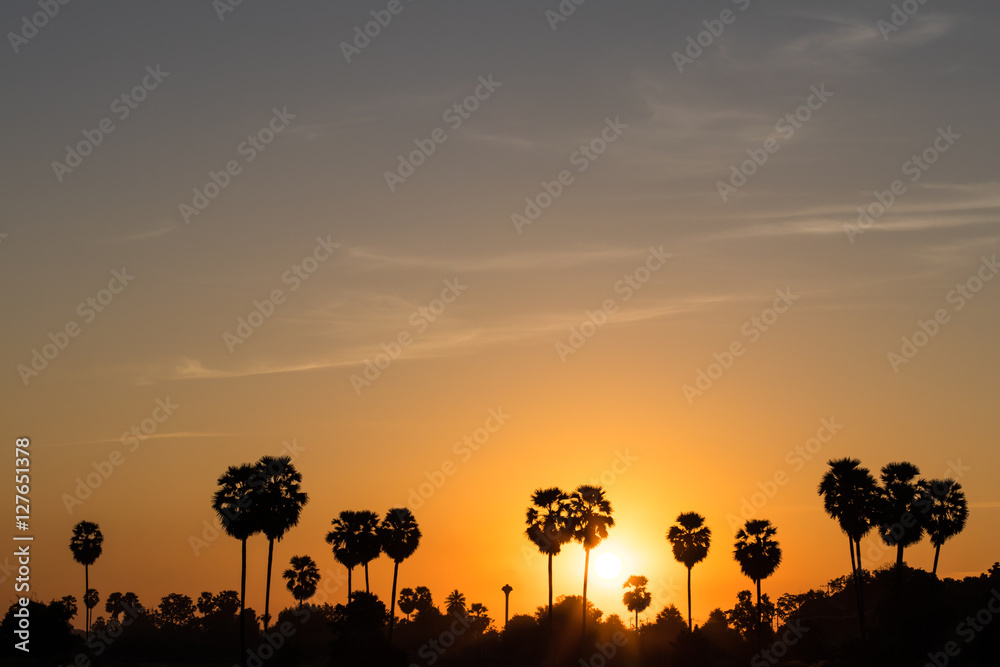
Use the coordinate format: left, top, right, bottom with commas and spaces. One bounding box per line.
2, 0, 999, 649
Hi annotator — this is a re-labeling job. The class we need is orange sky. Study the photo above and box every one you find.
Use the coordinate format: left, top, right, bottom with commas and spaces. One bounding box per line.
2, 0, 999, 632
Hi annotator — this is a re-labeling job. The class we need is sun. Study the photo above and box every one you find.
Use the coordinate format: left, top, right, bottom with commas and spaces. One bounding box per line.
594, 552, 623, 580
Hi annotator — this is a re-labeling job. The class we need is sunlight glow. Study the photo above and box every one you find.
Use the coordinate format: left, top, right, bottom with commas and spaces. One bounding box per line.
595, 552, 623, 580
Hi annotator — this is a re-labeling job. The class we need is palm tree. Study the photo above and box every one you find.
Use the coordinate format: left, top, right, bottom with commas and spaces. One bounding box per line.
445, 590, 467, 617
525, 487, 572, 626
568, 485, 615, 637
256, 455, 309, 630
877, 462, 925, 570
325, 511, 367, 601
355, 511, 382, 593
734, 519, 782, 649
378, 507, 421, 641
326, 510, 382, 597
622, 575, 652, 629
282, 555, 321, 607
920, 479, 969, 576
398, 588, 418, 620
212, 463, 262, 667
69, 520, 103, 639
105, 592, 124, 623
819, 457, 879, 638
84, 589, 99, 631
666, 512, 711, 631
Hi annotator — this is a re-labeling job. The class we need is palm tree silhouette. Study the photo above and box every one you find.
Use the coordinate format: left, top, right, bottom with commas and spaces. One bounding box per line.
69, 520, 103, 640
525, 487, 572, 627
84, 589, 99, 632
212, 463, 262, 666
105, 592, 124, 623
283, 555, 321, 607
398, 588, 418, 620
666, 512, 711, 631
355, 510, 382, 593
877, 462, 925, 571
378, 507, 421, 641
568, 485, 615, 637
445, 589, 467, 617
256, 455, 309, 630
326, 511, 367, 601
622, 575, 652, 629
819, 457, 879, 638
919, 478, 969, 576
733, 519, 782, 649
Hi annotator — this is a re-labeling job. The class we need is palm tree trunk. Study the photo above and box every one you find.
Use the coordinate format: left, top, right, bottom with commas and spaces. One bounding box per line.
933, 544, 941, 577
240, 538, 247, 667
547, 553, 554, 628
687, 566, 693, 632
896, 543, 904, 570
84, 564, 89, 640
264, 538, 274, 631
849, 536, 863, 639
365, 563, 370, 594
582, 548, 590, 638
755, 578, 762, 651
855, 538, 865, 636
388, 560, 400, 641
635, 608, 639, 630
347, 567, 352, 602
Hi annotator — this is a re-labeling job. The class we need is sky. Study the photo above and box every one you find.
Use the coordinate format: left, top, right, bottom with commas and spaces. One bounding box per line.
1, 0, 999, 630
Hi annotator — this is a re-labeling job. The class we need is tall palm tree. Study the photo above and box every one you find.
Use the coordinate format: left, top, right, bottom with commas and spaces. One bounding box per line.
326, 511, 364, 601
734, 519, 782, 649
445, 590, 467, 617
212, 463, 262, 667
919, 479, 969, 576
819, 457, 879, 638
378, 507, 421, 641
282, 555, 321, 607
355, 510, 382, 593
69, 520, 103, 639
666, 512, 711, 631
877, 462, 925, 570
525, 487, 572, 626
622, 575, 652, 629
256, 455, 309, 630
568, 485, 615, 637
